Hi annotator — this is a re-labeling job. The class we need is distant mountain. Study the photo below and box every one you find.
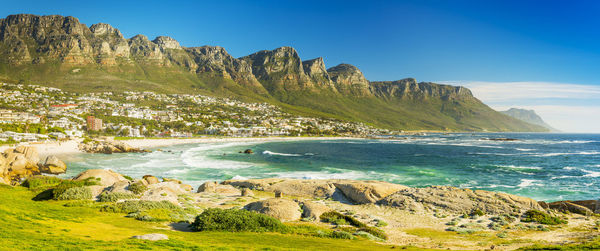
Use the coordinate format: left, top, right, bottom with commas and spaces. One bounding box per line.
0, 14, 548, 132
500, 108, 558, 132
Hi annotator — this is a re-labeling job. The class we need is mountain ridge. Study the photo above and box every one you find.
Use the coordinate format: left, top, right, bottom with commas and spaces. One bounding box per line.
0, 14, 547, 132
500, 108, 558, 132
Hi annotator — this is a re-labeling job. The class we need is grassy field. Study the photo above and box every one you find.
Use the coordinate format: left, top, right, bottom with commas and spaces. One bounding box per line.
0, 184, 410, 250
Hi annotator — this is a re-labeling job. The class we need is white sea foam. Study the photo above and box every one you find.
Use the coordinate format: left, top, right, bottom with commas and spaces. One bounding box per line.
563, 166, 576, 170
517, 179, 542, 188
180, 143, 255, 169
498, 165, 542, 170
532, 151, 600, 157
231, 175, 249, 180
582, 169, 600, 177
262, 150, 302, 157
515, 148, 535, 152
269, 170, 368, 180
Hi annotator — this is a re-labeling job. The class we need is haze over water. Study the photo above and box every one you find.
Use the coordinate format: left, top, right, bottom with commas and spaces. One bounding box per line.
62, 133, 600, 202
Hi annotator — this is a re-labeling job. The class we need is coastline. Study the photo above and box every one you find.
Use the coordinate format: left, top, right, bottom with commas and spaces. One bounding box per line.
0, 136, 356, 158
119, 136, 356, 149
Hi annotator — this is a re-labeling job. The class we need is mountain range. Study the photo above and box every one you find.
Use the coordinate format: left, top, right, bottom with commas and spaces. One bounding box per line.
0, 14, 548, 132
501, 108, 558, 132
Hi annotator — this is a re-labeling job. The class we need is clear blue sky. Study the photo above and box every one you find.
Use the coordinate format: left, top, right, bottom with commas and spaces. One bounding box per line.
2, 0, 600, 132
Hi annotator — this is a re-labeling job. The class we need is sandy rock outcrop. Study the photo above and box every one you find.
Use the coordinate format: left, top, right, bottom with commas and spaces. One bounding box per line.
379, 186, 544, 215
73, 169, 127, 187
143, 175, 160, 185
223, 178, 407, 204
548, 201, 594, 215
244, 198, 302, 221
79, 140, 148, 154
333, 180, 408, 204
39, 155, 67, 174
301, 201, 331, 219
0, 146, 44, 184
197, 181, 240, 196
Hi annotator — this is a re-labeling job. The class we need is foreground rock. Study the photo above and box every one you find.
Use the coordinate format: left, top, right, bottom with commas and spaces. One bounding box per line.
131, 233, 168, 241
74, 169, 127, 186
244, 198, 302, 221
1, 146, 67, 184
39, 155, 67, 174
79, 140, 148, 154
225, 178, 544, 215
379, 185, 543, 214
223, 178, 407, 204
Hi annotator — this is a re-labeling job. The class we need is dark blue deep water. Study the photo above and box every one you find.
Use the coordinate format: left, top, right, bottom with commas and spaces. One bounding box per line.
64, 133, 600, 201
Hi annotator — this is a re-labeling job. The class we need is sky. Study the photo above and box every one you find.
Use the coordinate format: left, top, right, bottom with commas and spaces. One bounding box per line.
1, 0, 599, 132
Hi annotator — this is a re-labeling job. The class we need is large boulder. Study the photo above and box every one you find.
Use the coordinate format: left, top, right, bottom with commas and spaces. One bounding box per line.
244, 198, 302, 221
73, 169, 127, 187
197, 181, 217, 193
379, 186, 544, 215
301, 201, 331, 219
108, 180, 132, 194
223, 178, 338, 198
549, 201, 593, 215
40, 155, 67, 174
14, 146, 40, 164
140, 186, 179, 204
143, 175, 160, 185
333, 180, 408, 204
223, 178, 407, 204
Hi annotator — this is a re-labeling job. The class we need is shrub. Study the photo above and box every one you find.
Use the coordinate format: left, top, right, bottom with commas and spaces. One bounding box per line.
320, 211, 366, 227
123, 175, 133, 181
471, 208, 485, 217
374, 219, 388, 227
56, 187, 93, 200
22, 176, 63, 190
358, 227, 388, 240
101, 200, 179, 214
52, 178, 101, 199
100, 200, 194, 222
522, 210, 567, 225
329, 231, 354, 239
98, 192, 138, 202
129, 182, 148, 195
191, 208, 284, 232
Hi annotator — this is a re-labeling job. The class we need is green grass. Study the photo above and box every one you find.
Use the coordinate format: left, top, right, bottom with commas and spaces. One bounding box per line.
0, 185, 409, 250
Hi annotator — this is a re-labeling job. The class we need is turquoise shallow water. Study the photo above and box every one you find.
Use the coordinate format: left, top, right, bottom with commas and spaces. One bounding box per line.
62, 133, 600, 201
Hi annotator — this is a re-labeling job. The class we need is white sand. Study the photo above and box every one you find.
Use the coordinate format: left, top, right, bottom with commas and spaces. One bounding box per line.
0, 140, 81, 158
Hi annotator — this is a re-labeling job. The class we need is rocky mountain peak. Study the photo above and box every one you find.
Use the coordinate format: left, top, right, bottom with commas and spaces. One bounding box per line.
89, 23, 123, 38
369, 79, 474, 100
327, 63, 371, 96
152, 36, 182, 50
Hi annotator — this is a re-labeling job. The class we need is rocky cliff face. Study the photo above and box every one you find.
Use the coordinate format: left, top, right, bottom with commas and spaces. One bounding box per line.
186, 46, 261, 87
327, 64, 371, 96
239, 47, 314, 92
370, 79, 474, 100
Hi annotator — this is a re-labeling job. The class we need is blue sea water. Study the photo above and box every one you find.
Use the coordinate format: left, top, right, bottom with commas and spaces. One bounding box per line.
62, 133, 600, 201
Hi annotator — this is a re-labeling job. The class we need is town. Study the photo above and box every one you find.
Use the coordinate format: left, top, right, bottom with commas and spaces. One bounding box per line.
0, 82, 396, 143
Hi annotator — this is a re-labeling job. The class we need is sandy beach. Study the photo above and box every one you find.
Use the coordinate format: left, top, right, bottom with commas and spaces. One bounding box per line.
0, 136, 355, 158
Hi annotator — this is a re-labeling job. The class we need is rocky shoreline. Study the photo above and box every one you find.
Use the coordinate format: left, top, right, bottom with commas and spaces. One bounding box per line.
1, 147, 599, 249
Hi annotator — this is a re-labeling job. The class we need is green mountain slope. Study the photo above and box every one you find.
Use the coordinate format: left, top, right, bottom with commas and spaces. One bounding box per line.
0, 14, 547, 132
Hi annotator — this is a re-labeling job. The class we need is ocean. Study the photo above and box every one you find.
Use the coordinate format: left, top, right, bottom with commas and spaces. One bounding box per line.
61, 133, 600, 202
